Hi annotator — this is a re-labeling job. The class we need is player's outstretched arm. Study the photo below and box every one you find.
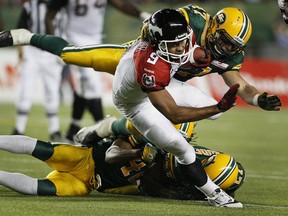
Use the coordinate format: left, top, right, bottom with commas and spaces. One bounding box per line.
0, 29, 68, 57
147, 84, 239, 124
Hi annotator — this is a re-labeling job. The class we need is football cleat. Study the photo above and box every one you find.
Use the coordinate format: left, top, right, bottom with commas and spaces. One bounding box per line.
207, 188, 243, 208
11, 128, 24, 135
65, 123, 81, 142
74, 115, 117, 145
50, 131, 64, 142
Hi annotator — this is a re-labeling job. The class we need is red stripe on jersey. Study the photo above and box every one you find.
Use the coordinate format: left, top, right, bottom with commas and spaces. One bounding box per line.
134, 42, 171, 92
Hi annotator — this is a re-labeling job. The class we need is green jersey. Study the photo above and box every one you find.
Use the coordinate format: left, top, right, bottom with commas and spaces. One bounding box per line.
92, 137, 148, 191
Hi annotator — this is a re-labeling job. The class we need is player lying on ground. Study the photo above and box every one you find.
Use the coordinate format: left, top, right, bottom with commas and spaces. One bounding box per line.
77, 120, 245, 200
0, 122, 245, 200
75, 116, 245, 199
0, 4, 281, 111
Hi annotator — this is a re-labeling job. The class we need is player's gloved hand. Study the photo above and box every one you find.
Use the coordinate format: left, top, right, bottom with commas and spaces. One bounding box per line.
141, 143, 158, 164
190, 46, 211, 68
257, 92, 282, 111
217, 84, 240, 112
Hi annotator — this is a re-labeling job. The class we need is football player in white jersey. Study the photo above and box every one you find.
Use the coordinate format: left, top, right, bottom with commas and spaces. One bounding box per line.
11, 0, 64, 141
45, 0, 151, 142
110, 9, 242, 208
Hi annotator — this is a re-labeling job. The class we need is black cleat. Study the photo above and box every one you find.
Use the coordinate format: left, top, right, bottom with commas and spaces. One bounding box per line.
50, 131, 64, 142
65, 124, 80, 142
11, 128, 24, 135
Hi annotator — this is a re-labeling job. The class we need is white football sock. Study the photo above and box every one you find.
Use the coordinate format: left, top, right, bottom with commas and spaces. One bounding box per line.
0, 170, 38, 195
15, 113, 28, 134
48, 115, 60, 134
0, 135, 37, 154
196, 175, 219, 196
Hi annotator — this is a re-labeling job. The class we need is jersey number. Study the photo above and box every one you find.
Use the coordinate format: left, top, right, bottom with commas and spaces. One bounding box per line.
120, 160, 146, 182
147, 52, 159, 65
75, 0, 106, 16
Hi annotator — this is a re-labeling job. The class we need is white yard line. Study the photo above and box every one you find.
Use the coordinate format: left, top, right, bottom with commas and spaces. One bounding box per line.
245, 203, 288, 209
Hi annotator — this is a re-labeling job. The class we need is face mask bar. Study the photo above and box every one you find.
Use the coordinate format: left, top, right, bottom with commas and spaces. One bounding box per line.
156, 30, 193, 65
214, 30, 244, 57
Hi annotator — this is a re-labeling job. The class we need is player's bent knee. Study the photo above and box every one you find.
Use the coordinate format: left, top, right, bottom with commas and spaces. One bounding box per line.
46, 171, 90, 196
174, 144, 196, 165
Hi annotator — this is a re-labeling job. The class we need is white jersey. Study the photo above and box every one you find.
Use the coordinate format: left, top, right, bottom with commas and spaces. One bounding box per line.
113, 44, 146, 105
65, 0, 108, 44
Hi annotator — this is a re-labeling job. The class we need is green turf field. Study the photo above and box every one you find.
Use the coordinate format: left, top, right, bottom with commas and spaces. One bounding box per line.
0, 103, 287, 216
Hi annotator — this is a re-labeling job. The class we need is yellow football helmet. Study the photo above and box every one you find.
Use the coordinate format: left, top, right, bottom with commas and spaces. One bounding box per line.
207, 7, 252, 58
126, 120, 195, 145
173, 122, 195, 143
202, 153, 239, 190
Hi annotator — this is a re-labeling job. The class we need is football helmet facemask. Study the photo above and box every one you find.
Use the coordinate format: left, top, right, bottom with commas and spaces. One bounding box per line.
207, 7, 252, 58
147, 8, 193, 65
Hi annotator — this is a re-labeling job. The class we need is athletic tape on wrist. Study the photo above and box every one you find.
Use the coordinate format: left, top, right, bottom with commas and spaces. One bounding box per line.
252, 94, 259, 106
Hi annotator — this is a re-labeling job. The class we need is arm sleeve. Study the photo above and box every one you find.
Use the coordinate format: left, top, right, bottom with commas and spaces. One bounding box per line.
30, 34, 69, 57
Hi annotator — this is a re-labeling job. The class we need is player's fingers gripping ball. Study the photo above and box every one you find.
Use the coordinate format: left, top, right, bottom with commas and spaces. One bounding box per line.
141, 143, 158, 164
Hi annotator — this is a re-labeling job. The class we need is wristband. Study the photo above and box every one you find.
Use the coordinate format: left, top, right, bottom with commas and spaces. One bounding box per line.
252, 94, 259, 106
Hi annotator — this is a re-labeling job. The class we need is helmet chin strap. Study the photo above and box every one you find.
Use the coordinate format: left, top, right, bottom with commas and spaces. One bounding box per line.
213, 44, 223, 56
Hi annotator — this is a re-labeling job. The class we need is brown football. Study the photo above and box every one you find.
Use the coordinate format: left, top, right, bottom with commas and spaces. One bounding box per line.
181, 47, 211, 69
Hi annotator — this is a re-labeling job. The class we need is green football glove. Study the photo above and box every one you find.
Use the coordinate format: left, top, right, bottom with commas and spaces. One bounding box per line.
258, 92, 282, 111
141, 143, 158, 164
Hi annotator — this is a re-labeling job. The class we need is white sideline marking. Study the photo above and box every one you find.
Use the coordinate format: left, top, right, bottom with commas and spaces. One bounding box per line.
245, 203, 288, 209
249, 174, 288, 180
